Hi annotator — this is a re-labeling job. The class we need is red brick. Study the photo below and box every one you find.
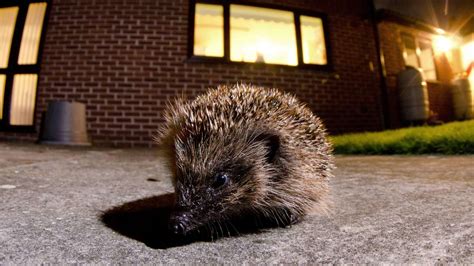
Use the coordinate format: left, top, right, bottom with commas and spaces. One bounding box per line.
1, 0, 384, 147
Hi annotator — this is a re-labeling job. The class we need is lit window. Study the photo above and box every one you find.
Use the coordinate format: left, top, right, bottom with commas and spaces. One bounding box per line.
402, 34, 419, 68
461, 37, 474, 70
401, 33, 437, 81
230, 5, 297, 66
0, 1, 48, 129
0, 7, 19, 68
418, 40, 436, 80
18, 3, 47, 65
300, 15, 327, 65
0, 75, 5, 119
191, 2, 329, 67
194, 3, 224, 57
10, 74, 38, 125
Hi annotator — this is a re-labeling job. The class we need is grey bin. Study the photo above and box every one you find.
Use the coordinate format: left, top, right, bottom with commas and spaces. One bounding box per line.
452, 78, 473, 120
38, 101, 91, 146
397, 66, 429, 123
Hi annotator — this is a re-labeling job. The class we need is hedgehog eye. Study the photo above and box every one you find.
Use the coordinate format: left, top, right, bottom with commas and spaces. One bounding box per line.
212, 173, 229, 189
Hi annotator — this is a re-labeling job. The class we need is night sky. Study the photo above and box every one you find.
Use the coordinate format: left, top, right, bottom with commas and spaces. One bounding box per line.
375, 0, 473, 35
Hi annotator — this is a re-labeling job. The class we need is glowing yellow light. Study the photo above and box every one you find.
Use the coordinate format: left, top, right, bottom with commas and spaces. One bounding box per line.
300, 16, 327, 65
18, 3, 47, 65
230, 5, 298, 66
461, 41, 474, 69
0, 75, 5, 119
0, 7, 19, 68
435, 28, 446, 34
193, 4, 224, 57
10, 74, 38, 126
433, 35, 454, 53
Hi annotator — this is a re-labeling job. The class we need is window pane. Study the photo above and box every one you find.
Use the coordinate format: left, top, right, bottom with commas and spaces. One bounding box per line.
402, 34, 419, 68
194, 3, 224, 57
230, 5, 297, 66
461, 38, 474, 70
0, 7, 19, 68
419, 40, 437, 80
300, 16, 327, 65
0, 75, 5, 119
18, 2, 47, 65
10, 74, 38, 125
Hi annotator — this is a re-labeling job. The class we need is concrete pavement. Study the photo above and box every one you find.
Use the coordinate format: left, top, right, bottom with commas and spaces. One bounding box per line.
0, 142, 472, 263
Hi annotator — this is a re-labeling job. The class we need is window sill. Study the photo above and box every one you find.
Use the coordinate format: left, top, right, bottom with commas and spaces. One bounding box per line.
186, 56, 333, 72
0, 124, 36, 133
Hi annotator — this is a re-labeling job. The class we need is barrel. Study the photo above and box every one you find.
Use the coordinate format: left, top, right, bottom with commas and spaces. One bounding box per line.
38, 101, 91, 146
452, 78, 473, 120
397, 66, 429, 123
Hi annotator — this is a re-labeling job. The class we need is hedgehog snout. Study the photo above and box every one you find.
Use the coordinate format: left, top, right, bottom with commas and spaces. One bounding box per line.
169, 210, 193, 235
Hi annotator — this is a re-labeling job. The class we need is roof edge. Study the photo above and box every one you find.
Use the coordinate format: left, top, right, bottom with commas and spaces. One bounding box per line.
376, 9, 442, 35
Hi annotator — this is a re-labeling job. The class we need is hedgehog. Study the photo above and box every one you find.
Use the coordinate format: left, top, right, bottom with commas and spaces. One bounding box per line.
157, 84, 333, 236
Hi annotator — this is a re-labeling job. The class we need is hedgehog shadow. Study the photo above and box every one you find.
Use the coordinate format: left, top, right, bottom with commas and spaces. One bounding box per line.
101, 193, 291, 249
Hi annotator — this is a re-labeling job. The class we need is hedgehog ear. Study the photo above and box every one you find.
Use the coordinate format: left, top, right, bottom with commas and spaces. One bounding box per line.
255, 132, 280, 163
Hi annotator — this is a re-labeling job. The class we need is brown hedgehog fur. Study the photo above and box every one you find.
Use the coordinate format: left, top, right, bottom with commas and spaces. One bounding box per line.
157, 84, 333, 235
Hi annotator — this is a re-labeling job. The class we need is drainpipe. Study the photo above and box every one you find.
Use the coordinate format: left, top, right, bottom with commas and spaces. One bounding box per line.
369, 0, 391, 129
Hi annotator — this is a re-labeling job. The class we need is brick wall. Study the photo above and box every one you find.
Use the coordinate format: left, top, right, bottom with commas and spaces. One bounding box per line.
0, 0, 384, 147
378, 20, 455, 127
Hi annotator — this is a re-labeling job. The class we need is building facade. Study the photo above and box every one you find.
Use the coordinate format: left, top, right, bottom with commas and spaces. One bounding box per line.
0, 0, 392, 146
376, 9, 473, 128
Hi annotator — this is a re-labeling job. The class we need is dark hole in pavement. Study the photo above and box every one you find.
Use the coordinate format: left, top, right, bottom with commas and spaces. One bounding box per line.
146, 178, 159, 182
101, 193, 292, 249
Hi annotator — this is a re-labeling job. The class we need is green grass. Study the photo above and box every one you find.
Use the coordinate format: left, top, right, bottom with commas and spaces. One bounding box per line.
330, 120, 474, 155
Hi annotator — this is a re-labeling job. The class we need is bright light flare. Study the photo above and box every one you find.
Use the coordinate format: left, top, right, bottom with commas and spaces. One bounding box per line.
435, 28, 446, 34
433, 35, 454, 53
